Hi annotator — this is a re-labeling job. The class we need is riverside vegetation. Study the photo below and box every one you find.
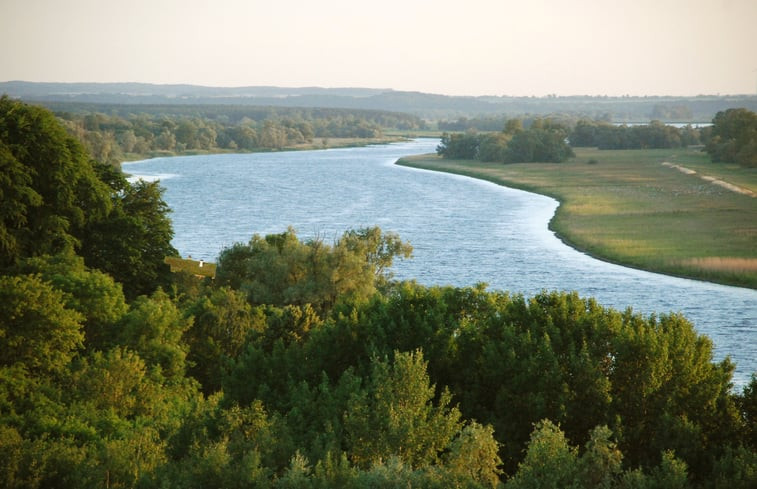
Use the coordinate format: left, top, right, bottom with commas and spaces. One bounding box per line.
418, 111, 757, 288
1, 97, 757, 488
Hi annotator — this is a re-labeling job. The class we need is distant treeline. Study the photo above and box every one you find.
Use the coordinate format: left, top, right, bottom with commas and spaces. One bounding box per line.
569, 120, 703, 149
5, 81, 757, 120
437, 110, 757, 168
43, 102, 426, 165
436, 118, 703, 163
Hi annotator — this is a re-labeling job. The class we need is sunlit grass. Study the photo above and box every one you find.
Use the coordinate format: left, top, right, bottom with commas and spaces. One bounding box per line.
398, 148, 757, 289
164, 256, 216, 278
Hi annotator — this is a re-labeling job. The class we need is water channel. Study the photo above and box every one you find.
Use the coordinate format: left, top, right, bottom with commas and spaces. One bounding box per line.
123, 139, 756, 387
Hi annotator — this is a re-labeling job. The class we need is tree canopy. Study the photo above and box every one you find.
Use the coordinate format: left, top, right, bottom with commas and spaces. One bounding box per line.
705, 108, 757, 167
0, 98, 755, 489
436, 118, 574, 163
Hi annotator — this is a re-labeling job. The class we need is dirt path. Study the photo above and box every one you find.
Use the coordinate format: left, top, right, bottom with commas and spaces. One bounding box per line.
661, 162, 756, 197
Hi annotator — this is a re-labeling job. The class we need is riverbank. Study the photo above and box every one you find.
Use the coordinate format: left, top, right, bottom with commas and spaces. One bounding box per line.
119, 136, 407, 163
397, 148, 757, 289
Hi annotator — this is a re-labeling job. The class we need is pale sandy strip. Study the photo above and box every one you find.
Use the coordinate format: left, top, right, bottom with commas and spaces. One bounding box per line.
661, 162, 755, 197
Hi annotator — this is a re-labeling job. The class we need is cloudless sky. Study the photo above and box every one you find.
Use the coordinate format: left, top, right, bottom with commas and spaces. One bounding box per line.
1, 0, 756, 97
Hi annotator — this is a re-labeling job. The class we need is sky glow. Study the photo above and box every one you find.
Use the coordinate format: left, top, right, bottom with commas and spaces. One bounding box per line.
1, 0, 756, 96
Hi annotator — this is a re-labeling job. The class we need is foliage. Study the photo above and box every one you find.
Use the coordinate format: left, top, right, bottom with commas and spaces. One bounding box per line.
0, 274, 84, 375
215, 226, 412, 313
344, 350, 463, 469
436, 118, 574, 163
12, 252, 128, 351
0, 96, 112, 267
705, 108, 757, 167
569, 119, 694, 149
0, 97, 754, 487
80, 166, 177, 300
48, 103, 425, 163
503, 126, 574, 163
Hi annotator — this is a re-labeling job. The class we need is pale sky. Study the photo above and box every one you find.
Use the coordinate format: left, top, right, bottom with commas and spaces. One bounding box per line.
1, 0, 756, 97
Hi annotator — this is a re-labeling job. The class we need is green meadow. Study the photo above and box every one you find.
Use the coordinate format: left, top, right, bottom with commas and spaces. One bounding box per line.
398, 147, 757, 289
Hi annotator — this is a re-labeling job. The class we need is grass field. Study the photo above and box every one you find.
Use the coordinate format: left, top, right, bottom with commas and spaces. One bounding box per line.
164, 256, 217, 279
397, 147, 757, 289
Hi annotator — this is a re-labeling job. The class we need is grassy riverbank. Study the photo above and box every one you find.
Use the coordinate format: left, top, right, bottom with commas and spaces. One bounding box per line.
398, 147, 757, 289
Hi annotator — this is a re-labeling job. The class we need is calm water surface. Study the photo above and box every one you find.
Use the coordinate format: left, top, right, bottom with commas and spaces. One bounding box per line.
124, 139, 756, 387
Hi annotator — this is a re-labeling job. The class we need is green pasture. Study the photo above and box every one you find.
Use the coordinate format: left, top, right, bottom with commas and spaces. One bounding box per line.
398, 147, 757, 289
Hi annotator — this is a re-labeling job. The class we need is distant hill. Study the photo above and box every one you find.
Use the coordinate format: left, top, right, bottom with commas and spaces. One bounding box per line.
3, 81, 757, 122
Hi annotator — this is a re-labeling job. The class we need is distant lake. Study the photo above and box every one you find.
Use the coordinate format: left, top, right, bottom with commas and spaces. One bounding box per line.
123, 139, 756, 387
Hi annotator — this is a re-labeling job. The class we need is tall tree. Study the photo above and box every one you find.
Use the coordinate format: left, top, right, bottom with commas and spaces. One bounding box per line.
0, 96, 111, 267
344, 350, 462, 469
80, 164, 177, 300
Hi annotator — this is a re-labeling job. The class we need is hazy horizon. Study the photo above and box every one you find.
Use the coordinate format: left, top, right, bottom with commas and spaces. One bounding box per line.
2, 0, 756, 98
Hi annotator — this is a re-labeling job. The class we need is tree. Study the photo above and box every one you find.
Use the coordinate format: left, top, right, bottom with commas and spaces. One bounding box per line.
13, 251, 128, 351
80, 166, 177, 300
115, 290, 192, 380
215, 227, 411, 313
478, 132, 511, 163
444, 422, 503, 488
344, 350, 463, 469
505, 419, 578, 489
0, 274, 84, 375
504, 127, 574, 163
183, 287, 266, 392
0, 96, 111, 267
705, 108, 757, 167
436, 131, 480, 159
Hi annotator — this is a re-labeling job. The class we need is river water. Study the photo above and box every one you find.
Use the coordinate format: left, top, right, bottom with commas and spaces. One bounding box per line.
123, 139, 756, 387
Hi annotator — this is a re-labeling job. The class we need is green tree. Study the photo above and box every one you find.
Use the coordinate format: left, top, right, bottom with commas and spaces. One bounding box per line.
0, 274, 84, 375
706, 108, 757, 167
216, 227, 411, 312
444, 421, 503, 488
115, 290, 192, 380
183, 287, 266, 392
344, 350, 462, 469
0, 96, 111, 267
505, 419, 578, 489
436, 131, 480, 159
0, 142, 42, 264
80, 167, 177, 300
576, 425, 623, 489
13, 252, 128, 351
504, 127, 574, 163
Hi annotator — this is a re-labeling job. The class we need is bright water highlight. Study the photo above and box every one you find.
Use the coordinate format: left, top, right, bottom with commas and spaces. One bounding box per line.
124, 139, 756, 387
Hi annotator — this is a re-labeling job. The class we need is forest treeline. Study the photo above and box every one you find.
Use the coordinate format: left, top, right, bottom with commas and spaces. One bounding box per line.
5, 81, 757, 121
436, 109, 757, 167
1, 97, 757, 488
41, 101, 426, 165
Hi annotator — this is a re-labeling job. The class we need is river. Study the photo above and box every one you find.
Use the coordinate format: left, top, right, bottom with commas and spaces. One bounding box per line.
123, 139, 756, 387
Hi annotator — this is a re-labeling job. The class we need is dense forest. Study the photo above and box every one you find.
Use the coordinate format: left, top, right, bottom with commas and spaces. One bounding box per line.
1, 97, 757, 488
